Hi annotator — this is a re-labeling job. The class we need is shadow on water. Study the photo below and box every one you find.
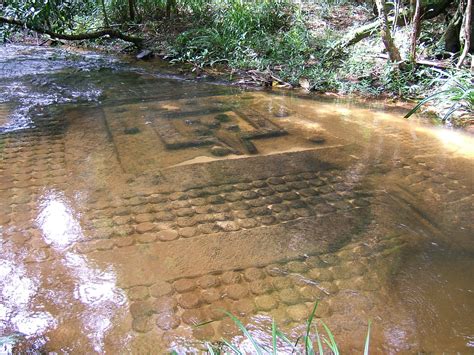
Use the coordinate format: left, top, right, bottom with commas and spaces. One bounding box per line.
0, 44, 473, 353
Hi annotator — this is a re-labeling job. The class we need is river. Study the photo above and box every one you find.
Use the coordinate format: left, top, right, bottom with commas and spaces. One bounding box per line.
0, 44, 473, 353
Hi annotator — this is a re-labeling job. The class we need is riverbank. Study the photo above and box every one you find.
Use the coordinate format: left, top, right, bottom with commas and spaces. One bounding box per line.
2, 0, 472, 129
5, 36, 465, 132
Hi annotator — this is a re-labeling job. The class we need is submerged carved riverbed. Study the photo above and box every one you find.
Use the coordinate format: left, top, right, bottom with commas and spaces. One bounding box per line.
0, 45, 473, 353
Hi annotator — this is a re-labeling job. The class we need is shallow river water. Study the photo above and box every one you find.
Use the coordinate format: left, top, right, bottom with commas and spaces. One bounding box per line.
0, 45, 473, 354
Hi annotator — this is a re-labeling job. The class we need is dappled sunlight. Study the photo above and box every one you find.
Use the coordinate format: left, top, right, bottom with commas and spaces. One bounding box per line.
422, 128, 474, 158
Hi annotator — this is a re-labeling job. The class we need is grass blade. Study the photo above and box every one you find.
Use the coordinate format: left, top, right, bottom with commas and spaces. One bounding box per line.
206, 342, 217, 355
272, 319, 277, 355
404, 90, 451, 118
275, 329, 300, 354
363, 321, 371, 355
321, 321, 339, 355
305, 301, 319, 354
221, 310, 263, 355
222, 339, 242, 355
442, 103, 460, 122
315, 324, 324, 355
294, 335, 302, 349
194, 320, 216, 328
305, 335, 314, 355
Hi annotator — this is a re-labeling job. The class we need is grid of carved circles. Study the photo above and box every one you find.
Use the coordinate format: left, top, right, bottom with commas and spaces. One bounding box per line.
125, 233, 406, 336
74, 169, 374, 254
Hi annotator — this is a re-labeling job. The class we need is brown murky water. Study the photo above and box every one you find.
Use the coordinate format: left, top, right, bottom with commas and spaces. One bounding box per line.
0, 45, 473, 354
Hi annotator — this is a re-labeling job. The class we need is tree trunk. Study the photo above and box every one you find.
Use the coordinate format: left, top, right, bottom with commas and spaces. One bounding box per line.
166, 0, 176, 18
335, 20, 381, 48
442, 1, 464, 53
410, 0, 422, 61
376, 0, 402, 62
100, 0, 110, 28
129, 0, 136, 21
457, 0, 472, 67
391, 0, 401, 32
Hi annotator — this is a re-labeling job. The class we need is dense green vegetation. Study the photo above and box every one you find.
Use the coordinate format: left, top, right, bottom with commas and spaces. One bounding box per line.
1, 0, 472, 126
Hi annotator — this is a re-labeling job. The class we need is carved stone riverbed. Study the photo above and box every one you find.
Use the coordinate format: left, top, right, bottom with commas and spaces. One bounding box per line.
0, 45, 473, 353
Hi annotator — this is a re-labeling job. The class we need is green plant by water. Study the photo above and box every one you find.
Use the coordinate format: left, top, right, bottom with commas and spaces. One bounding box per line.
405, 69, 474, 125
194, 302, 371, 354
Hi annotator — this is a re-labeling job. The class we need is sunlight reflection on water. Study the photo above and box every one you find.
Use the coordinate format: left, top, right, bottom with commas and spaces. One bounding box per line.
34, 190, 126, 351
37, 191, 82, 249
0, 257, 56, 337
66, 253, 126, 352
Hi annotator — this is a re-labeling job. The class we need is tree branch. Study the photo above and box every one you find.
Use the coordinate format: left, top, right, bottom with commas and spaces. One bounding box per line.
0, 16, 144, 46
410, 0, 422, 61
376, 0, 402, 62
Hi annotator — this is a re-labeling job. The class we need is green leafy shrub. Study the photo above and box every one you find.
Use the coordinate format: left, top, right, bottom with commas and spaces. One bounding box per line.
405, 69, 474, 125
169, 0, 313, 82
1, 0, 96, 32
